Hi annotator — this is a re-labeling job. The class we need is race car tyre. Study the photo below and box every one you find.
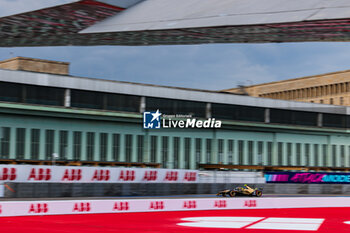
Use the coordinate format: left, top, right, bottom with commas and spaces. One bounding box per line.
255, 190, 262, 197
229, 191, 236, 197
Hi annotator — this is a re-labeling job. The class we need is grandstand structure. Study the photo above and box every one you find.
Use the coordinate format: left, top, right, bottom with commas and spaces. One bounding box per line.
4, 0, 350, 47
0, 57, 350, 171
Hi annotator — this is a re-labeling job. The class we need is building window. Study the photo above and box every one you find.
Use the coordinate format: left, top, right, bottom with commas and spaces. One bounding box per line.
314, 144, 319, 167
211, 104, 265, 122
195, 138, 201, 168
31, 129, 40, 160
228, 140, 234, 164
73, 131, 82, 161
146, 97, 206, 117
341, 145, 345, 167
16, 128, 25, 159
320, 99, 324, 104
323, 144, 328, 167
330, 98, 334, 104
296, 143, 301, 166
45, 130, 54, 160
278, 142, 283, 165
106, 93, 140, 113
25, 85, 64, 106
71, 90, 104, 109
184, 138, 191, 169
332, 145, 337, 167
100, 133, 108, 161
0, 82, 22, 103
323, 113, 347, 128
287, 143, 292, 166
173, 137, 180, 168
59, 131, 68, 160
340, 97, 344, 105
248, 141, 253, 165
218, 139, 224, 164
137, 135, 144, 163
1, 127, 10, 158
125, 134, 132, 162
162, 136, 169, 168
238, 140, 244, 165
258, 141, 263, 165
87, 132, 95, 161
270, 109, 317, 126
267, 142, 272, 165
305, 144, 310, 166
206, 139, 212, 164
112, 134, 120, 161
150, 136, 157, 163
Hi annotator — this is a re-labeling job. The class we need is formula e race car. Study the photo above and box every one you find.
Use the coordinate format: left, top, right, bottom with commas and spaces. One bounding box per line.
216, 184, 263, 197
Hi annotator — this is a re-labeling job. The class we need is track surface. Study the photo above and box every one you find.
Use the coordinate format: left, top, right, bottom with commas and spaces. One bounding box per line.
1, 207, 350, 233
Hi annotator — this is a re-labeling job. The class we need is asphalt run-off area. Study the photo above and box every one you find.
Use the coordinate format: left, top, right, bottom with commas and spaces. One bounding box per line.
1, 207, 350, 233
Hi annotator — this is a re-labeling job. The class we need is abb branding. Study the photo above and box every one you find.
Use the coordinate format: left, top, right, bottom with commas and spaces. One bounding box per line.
28, 203, 48, 214
113, 202, 129, 211
184, 172, 197, 181
28, 168, 51, 181
143, 171, 158, 181
0, 165, 198, 183
0, 168, 16, 181
91, 170, 110, 181
73, 202, 91, 212
244, 200, 257, 208
62, 169, 82, 181
214, 200, 227, 208
0, 197, 347, 217
149, 201, 164, 210
119, 170, 135, 181
183, 200, 197, 209
164, 171, 178, 181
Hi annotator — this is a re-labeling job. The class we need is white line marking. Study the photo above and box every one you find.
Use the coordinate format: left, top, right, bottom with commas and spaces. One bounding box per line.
248, 218, 325, 231
178, 217, 263, 229
178, 217, 325, 231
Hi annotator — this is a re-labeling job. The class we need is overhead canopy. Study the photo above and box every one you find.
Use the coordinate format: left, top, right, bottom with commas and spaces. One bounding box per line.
3, 0, 350, 47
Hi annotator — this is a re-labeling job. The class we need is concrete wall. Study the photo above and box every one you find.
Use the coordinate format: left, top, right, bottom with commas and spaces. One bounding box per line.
5, 182, 350, 198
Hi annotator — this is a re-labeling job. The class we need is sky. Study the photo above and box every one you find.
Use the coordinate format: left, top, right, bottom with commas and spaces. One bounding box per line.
2, 0, 350, 91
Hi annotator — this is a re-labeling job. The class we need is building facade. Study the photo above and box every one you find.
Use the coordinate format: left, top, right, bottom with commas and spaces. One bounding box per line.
1, 58, 350, 170
223, 69, 350, 106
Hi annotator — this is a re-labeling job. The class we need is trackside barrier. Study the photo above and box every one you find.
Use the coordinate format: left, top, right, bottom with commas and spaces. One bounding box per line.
1, 197, 350, 217
0, 165, 198, 183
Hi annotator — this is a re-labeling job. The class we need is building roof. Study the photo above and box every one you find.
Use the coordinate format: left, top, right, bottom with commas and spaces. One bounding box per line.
221, 68, 350, 92
4, 0, 350, 46
0, 68, 347, 115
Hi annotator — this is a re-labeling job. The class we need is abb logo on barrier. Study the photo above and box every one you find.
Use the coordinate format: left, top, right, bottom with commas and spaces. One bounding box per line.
91, 170, 110, 181
119, 170, 135, 181
214, 200, 227, 208
62, 169, 82, 181
28, 168, 51, 181
73, 202, 91, 212
164, 171, 178, 181
183, 172, 197, 181
244, 200, 257, 208
143, 171, 157, 181
0, 168, 16, 181
113, 202, 129, 211
28, 203, 48, 213
183, 200, 197, 209
149, 201, 164, 210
